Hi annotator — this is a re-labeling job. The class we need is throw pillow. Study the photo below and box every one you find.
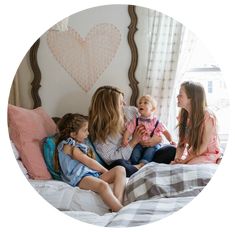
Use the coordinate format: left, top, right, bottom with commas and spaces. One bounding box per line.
8, 104, 57, 179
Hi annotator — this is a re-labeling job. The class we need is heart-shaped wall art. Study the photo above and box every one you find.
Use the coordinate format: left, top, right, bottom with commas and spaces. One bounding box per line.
47, 24, 121, 92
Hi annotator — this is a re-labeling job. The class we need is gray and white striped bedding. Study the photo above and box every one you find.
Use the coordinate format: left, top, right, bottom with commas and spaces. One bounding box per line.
125, 162, 217, 203
31, 162, 217, 227
64, 162, 218, 227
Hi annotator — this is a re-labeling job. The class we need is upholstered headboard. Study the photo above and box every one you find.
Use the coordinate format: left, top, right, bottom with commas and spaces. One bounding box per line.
29, 5, 140, 110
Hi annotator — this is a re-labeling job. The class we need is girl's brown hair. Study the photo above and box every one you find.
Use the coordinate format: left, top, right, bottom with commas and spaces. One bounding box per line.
178, 81, 208, 154
54, 113, 94, 171
56, 113, 88, 144
88, 86, 125, 143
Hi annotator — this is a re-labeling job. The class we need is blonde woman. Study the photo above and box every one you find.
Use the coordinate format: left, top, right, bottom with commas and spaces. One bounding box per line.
88, 86, 175, 176
171, 81, 221, 164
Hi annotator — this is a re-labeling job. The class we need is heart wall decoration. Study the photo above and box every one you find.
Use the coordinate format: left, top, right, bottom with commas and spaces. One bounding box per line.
47, 24, 121, 92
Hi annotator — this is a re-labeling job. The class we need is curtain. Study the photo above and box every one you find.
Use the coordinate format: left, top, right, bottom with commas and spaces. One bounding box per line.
167, 29, 197, 137
143, 10, 196, 129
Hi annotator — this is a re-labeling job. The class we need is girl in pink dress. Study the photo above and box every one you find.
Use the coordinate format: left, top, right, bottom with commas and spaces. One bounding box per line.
171, 81, 221, 164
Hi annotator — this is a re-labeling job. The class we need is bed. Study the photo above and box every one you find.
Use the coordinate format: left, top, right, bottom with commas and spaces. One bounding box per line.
8, 5, 220, 227
9, 137, 217, 227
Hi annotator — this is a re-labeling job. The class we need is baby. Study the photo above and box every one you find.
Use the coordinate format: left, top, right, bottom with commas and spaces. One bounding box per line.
123, 95, 176, 168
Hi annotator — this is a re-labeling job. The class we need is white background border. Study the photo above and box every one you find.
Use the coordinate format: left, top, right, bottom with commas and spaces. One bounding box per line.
1, 1, 234, 231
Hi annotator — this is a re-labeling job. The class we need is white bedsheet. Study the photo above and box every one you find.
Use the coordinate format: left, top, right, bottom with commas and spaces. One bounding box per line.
30, 179, 109, 215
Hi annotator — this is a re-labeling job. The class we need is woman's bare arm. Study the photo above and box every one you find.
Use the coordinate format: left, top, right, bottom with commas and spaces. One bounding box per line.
122, 129, 131, 146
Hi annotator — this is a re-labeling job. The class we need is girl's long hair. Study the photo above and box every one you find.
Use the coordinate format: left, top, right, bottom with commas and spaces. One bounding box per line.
178, 81, 208, 154
54, 113, 89, 171
88, 86, 125, 143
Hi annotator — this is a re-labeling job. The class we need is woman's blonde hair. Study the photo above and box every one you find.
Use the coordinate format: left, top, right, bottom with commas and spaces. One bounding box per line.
138, 95, 157, 112
89, 86, 125, 143
178, 81, 209, 154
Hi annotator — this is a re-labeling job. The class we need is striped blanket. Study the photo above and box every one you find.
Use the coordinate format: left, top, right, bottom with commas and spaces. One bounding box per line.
125, 162, 217, 203
65, 162, 217, 227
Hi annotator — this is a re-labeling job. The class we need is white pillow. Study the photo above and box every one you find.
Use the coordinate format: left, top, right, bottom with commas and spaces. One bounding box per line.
10, 140, 20, 159
11, 140, 29, 178
17, 160, 29, 178
30, 180, 109, 215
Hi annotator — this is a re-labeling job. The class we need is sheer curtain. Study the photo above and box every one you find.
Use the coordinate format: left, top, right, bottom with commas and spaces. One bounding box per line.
143, 10, 196, 135
167, 29, 197, 138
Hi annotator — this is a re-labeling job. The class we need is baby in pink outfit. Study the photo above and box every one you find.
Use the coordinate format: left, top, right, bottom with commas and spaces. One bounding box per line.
123, 95, 176, 167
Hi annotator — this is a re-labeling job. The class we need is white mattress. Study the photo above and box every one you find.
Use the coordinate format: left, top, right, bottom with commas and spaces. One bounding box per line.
30, 179, 109, 215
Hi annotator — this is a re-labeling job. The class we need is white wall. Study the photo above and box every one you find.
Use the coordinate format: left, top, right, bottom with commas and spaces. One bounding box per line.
15, 5, 152, 117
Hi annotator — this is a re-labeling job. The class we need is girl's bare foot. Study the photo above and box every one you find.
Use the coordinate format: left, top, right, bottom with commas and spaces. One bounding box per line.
134, 163, 145, 170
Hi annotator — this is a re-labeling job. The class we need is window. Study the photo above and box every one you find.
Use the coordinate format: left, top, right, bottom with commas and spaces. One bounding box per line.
208, 81, 213, 93
172, 40, 230, 151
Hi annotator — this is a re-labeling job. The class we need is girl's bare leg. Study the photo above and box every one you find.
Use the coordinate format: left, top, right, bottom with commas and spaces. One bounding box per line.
79, 176, 123, 212
100, 166, 126, 203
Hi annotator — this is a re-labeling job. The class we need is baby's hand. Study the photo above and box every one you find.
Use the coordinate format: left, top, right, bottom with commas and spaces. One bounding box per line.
169, 141, 177, 146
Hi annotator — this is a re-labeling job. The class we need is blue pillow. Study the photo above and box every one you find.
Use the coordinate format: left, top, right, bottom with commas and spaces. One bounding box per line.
43, 135, 61, 180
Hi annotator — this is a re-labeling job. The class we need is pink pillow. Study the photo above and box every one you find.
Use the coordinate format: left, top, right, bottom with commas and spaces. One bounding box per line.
8, 104, 57, 179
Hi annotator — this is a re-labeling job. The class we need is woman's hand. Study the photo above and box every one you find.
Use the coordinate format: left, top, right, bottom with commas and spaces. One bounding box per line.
140, 135, 162, 147
128, 125, 146, 148
169, 141, 177, 146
